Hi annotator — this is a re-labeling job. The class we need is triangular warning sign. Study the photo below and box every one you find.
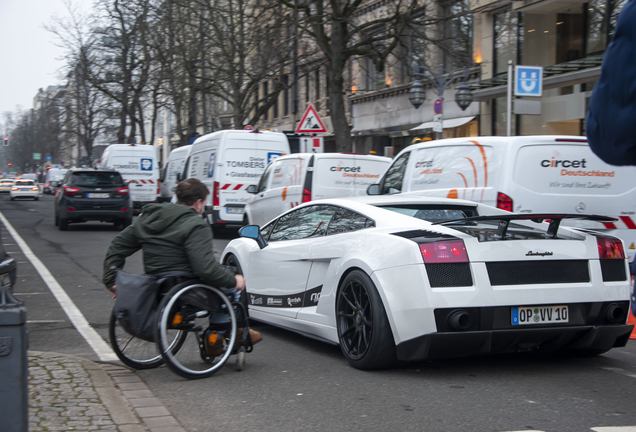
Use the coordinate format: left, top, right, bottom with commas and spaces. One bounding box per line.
295, 104, 327, 133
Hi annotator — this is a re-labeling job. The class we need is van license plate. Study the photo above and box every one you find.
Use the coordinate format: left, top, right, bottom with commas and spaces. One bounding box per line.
512, 305, 568, 325
226, 207, 244, 214
88, 193, 110, 198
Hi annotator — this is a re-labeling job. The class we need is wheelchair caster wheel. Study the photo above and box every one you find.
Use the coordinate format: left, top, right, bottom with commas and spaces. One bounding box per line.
235, 349, 245, 371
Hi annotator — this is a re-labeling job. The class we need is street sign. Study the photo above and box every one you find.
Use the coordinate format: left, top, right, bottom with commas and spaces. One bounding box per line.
432, 122, 443, 133
299, 136, 324, 153
515, 65, 543, 97
45, 156, 52, 162
33, 153, 41, 161
244, 125, 254, 131
434, 99, 443, 114
295, 104, 327, 133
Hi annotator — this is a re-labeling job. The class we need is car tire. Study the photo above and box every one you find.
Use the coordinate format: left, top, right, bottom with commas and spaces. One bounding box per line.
55, 213, 59, 227
34, 197, 39, 201
122, 218, 132, 228
336, 269, 398, 370
59, 218, 69, 231
10, 197, 14, 201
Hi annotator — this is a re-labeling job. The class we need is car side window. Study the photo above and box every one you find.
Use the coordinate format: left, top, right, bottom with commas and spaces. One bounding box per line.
326, 208, 375, 236
269, 205, 336, 242
258, 163, 274, 193
260, 221, 274, 241
381, 152, 410, 194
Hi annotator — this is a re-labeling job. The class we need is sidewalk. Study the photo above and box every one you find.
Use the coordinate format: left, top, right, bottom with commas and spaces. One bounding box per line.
28, 351, 186, 432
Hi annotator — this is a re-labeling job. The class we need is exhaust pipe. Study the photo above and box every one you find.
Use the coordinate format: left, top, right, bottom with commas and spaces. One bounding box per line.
447, 309, 471, 331
605, 303, 624, 323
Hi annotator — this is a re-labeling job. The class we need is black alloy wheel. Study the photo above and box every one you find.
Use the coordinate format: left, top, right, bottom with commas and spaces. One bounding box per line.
336, 270, 398, 370
223, 254, 249, 317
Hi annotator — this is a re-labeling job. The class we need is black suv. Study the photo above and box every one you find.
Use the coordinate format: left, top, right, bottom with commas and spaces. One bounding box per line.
54, 169, 133, 231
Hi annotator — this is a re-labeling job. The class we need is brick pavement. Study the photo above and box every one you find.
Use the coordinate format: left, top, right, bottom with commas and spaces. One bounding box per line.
28, 351, 186, 432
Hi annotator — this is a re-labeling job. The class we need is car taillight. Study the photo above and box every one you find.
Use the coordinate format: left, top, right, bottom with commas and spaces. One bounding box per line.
419, 240, 469, 264
64, 186, 80, 194
213, 181, 220, 206
496, 192, 513, 212
10, 187, 17, 191
157, 181, 160, 195
116, 187, 129, 195
31, 187, 38, 191
597, 236, 625, 259
302, 189, 312, 203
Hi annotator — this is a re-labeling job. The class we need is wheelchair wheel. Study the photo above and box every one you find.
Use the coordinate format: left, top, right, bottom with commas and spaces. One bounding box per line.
108, 310, 186, 369
155, 283, 237, 380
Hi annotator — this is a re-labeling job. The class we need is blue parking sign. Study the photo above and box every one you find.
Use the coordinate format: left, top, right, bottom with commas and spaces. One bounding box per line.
515, 66, 543, 97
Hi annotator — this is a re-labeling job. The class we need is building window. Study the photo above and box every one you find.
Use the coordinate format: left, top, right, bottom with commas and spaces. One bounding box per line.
493, 11, 519, 75
283, 75, 289, 117
586, 0, 626, 54
365, 57, 385, 91
442, 0, 473, 71
263, 81, 268, 121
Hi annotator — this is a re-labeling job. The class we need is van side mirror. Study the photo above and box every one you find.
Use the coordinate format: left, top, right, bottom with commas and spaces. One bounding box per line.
246, 185, 258, 194
239, 225, 268, 249
367, 184, 381, 195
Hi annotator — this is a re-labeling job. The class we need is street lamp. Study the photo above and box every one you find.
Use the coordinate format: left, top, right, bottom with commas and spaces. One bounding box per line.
408, 64, 474, 139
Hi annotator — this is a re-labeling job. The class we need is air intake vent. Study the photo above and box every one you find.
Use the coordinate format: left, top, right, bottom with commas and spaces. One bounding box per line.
600, 260, 627, 282
426, 263, 473, 287
486, 260, 590, 285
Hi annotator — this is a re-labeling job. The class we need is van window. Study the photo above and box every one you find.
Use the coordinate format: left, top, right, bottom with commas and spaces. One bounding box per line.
382, 152, 410, 194
514, 144, 636, 196
258, 163, 274, 193
270, 158, 304, 188
409, 145, 498, 199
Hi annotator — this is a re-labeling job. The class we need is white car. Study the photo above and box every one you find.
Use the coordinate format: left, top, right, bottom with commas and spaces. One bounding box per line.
0, 179, 14, 193
221, 196, 633, 370
10, 180, 40, 200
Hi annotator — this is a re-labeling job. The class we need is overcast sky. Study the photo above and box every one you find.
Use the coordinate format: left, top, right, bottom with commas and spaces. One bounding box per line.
0, 0, 73, 121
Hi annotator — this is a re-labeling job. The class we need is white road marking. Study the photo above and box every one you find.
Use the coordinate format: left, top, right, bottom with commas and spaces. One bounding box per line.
600, 366, 636, 380
592, 428, 636, 431
13, 292, 47, 295
27, 320, 66, 323
0, 211, 117, 362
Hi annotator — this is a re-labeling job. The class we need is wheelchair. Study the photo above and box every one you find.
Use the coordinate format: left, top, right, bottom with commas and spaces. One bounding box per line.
109, 273, 253, 380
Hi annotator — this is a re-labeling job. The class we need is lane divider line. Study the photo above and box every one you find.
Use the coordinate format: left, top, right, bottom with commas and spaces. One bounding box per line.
0, 211, 117, 362
600, 366, 636, 380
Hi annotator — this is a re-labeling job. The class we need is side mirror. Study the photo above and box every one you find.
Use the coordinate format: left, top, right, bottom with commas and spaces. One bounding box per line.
239, 225, 268, 249
246, 185, 258, 194
367, 184, 381, 195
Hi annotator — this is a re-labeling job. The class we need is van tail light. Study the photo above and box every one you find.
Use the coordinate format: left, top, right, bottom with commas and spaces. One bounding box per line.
597, 236, 625, 259
419, 240, 469, 264
116, 187, 129, 195
496, 192, 513, 212
156, 180, 160, 195
213, 181, 220, 206
302, 189, 312, 203
64, 186, 80, 194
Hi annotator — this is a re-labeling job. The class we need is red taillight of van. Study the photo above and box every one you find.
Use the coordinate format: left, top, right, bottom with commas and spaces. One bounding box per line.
496, 192, 513, 212
64, 186, 80, 194
302, 189, 312, 203
213, 181, 220, 206
156, 180, 160, 195
419, 240, 469, 264
597, 237, 625, 259
116, 187, 129, 195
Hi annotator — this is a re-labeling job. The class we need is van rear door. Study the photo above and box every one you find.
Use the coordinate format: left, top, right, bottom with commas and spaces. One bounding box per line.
313, 155, 391, 200
111, 154, 157, 204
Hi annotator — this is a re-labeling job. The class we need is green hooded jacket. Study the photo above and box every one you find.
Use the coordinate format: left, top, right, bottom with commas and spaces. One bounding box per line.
102, 203, 236, 289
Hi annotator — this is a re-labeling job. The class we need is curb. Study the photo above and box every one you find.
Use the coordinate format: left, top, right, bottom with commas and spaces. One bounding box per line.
30, 351, 186, 432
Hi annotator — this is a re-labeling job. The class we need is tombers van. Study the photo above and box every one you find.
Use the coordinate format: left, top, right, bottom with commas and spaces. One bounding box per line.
180, 129, 290, 230
367, 135, 636, 263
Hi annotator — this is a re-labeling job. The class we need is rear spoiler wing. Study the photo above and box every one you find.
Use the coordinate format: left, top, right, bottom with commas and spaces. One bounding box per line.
435, 214, 617, 239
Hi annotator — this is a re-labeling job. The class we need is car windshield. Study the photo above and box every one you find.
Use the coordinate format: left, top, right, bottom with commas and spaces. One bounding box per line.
50, 181, 60, 187
69, 172, 124, 186
15, 180, 34, 186
377, 205, 478, 223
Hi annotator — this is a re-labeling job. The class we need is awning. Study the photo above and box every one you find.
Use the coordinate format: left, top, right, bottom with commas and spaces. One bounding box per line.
410, 116, 475, 131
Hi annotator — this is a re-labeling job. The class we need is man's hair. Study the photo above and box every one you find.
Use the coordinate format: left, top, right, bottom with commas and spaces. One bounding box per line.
175, 178, 209, 206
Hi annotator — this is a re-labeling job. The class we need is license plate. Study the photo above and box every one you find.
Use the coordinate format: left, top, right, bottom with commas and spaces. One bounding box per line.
512, 305, 568, 325
226, 207, 244, 214
87, 193, 110, 198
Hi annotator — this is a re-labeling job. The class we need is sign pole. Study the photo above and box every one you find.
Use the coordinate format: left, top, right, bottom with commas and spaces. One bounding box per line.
507, 60, 513, 137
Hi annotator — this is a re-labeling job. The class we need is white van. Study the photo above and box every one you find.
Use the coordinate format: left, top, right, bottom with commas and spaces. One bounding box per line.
245, 152, 391, 227
158, 145, 191, 202
367, 135, 636, 263
182, 130, 290, 229
99, 144, 159, 208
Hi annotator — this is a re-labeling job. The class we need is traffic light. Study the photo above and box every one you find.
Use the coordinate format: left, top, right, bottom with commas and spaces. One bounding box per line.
2, 138, 8, 146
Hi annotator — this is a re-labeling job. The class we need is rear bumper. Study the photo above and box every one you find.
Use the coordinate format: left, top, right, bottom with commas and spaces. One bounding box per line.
59, 208, 133, 222
396, 324, 633, 361
10, 191, 38, 198
208, 208, 246, 228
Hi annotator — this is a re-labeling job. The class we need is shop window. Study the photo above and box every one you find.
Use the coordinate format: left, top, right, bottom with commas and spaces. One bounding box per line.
556, 13, 583, 63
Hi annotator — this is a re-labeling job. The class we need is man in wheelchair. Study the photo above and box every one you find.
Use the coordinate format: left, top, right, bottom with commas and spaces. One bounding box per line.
103, 178, 262, 355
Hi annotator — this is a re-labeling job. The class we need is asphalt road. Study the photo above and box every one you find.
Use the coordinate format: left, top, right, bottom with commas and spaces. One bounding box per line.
7, 194, 636, 432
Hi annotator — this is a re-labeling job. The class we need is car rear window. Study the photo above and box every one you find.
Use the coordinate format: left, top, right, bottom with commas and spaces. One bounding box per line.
69, 172, 124, 187
2, 180, 14, 185
378, 205, 478, 223
15, 181, 34, 186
